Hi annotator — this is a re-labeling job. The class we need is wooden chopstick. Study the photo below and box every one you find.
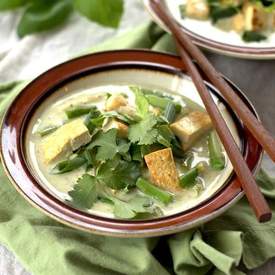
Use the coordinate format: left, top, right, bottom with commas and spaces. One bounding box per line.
150, 0, 275, 163
150, 0, 272, 222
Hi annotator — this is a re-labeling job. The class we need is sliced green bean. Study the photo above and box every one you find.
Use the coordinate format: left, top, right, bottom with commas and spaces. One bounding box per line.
65, 105, 94, 119
163, 102, 176, 123
145, 94, 181, 113
136, 178, 173, 204
208, 131, 225, 170
180, 163, 204, 188
37, 125, 59, 137
51, 156, 86, 174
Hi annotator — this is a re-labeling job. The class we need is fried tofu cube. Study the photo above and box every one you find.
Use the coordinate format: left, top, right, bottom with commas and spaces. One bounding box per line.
186, 0, 210, 20
105, 94, 127, 111
41, 118, 91, 164
170, 111, 212, 150
232, 13, 245, 32
243, 3, 271, 31
144, 148, 180, 192
105, 119, 128, 138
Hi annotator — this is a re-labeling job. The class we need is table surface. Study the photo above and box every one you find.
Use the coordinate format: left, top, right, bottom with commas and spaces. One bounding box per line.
0, 0, 275, 274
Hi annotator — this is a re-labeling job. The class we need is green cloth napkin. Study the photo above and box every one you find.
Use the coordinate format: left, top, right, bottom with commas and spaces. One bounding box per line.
1, 22, 275, 275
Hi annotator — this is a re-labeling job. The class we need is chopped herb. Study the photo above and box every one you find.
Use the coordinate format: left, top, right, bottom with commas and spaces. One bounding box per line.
145, 94, 181, 113
88, 129, 130, 161
68, 174, 98, 209
128, 115, 158, 145
130, 86, 150, 118
211, 6, 239, 23
242, 31, 267, 42
111, 196, 153, 219
97, 156, 140, 190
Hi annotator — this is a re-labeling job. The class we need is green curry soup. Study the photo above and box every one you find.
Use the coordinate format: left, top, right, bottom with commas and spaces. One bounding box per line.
26, 83, 240, 219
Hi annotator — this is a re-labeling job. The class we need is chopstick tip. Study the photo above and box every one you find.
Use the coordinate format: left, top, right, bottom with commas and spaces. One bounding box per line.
259, 212, 272, 223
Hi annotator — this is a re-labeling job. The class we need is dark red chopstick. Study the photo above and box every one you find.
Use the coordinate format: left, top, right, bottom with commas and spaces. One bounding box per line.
150, 0, 272, 222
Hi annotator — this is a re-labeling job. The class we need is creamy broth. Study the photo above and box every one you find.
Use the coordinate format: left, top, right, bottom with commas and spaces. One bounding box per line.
25, 72, 241, 219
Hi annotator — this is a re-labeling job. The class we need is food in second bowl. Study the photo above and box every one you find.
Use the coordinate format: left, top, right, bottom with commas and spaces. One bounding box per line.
179, 0, 275, 42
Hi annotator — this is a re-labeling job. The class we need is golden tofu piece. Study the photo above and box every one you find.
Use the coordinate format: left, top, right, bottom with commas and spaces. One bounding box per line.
232, 13, 245, 32
105, 119, 128, 138
144, 148, 180, 192
243, 3, 271, 31
186, 0, 209, 20
170, 111, 212, 150
105, 94, 127, 111
41, 118, 91, 164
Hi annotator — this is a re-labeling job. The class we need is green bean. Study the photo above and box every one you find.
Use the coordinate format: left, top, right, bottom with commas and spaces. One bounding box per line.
180, 163, 204, 188
65, 105, 94, 119
51, 156, 86, 174
37, 125, 59, 137
136, 178, 173, 204
145, 94, 181, 113
208, 131, 225, 170
163, 102, 176, 123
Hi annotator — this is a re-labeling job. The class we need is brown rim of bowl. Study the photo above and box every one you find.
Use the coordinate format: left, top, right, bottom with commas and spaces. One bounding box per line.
144, 0, 275, 59
0, 50, 263, 237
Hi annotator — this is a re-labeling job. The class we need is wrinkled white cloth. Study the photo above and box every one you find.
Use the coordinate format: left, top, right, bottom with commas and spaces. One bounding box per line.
0, 1, 149, 82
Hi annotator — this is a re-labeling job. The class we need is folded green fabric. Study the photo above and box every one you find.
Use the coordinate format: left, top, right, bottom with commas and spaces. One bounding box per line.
1, 22, 275, 275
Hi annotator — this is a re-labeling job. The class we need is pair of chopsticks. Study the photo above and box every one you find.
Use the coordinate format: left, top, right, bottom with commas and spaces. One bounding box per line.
150, 0, 274, 222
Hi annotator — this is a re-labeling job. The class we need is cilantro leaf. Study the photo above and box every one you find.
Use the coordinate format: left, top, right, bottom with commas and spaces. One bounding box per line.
97, 156, 140, 190
128, 115, 158, 145
88, 129, 130, 161
130, 86, 149, 119
110, 196, 154, 219
68, 174, 98, 209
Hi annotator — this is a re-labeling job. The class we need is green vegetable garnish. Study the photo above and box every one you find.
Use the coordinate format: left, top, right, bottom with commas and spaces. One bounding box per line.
68, 174, 98, 209
37, 125, 59, 137
208, 131, 225, 170
179, 4, 186, 19
211, 6, 239, 23
88, 129, 130, 161
145, 94, 181, 113
136, 178, 173, 204
128, 114, 158, 145
157, 125, 175, 147
180, 163, 204, 188
130, 86, 150, 119
111, 196, 153, 219
51, 156, 86, 174
163, 102, 176, 123
242, 31, 267, 42
97, 156, 140, 190
65, 105, 95, 119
